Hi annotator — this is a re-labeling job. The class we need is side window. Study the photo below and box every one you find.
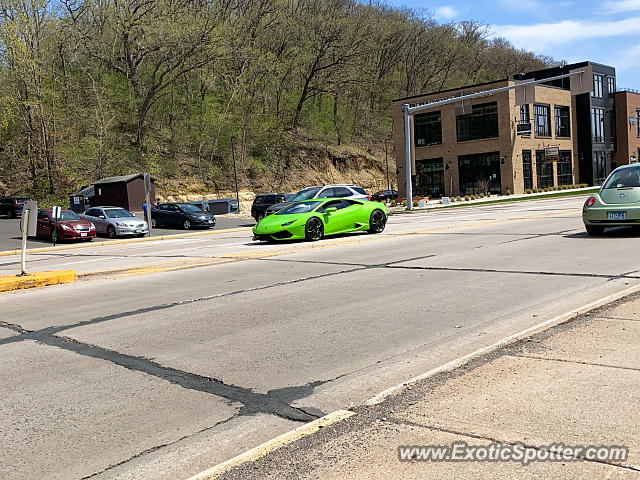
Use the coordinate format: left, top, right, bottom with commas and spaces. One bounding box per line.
334, 187, 352, 197
317, 188, 335, 198
38, 210, 48, 220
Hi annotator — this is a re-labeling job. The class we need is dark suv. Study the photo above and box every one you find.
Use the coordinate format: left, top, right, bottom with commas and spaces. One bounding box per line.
252, 193, 286, 222
0, 196, 29, 218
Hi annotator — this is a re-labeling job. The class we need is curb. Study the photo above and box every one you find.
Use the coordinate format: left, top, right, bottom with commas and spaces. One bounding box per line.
0, 270, 77, 292
187, 282, 640, 479
0, 227, 252, 257
185, 410, 355, 480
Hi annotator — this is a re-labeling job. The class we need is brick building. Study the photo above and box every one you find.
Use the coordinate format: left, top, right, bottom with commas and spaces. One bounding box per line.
612, 90, 640, 169
392, 62, 619, 198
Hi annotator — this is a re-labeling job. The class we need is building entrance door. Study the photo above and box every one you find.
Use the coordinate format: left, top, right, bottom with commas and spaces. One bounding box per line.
414, 158, 445, 198
458, 152, 502, 195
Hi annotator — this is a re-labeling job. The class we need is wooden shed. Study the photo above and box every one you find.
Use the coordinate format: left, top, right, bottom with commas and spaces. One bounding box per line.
93, 174, 156, 211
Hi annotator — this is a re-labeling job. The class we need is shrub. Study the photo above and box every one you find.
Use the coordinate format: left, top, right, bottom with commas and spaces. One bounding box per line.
525, 189, 532, 194
413, 200, 419, 207
464, 195, 470, 201
580, 183, 588, 188
456, 196, 461, 202
487, 192, 491, 197
506, 189, 511, 195
479, 193, 485, 198
390, 200, 397, 207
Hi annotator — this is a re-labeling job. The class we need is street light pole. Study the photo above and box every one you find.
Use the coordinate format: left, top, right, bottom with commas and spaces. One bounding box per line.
231, 135, 240, 213
384, 138, 390, 190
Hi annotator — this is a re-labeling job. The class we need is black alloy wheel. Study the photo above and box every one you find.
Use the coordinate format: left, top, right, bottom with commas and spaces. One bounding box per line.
368, 209, 386, 233
107, 226, 116, 239
183, 219, 191, 230
305, 217, 324, 241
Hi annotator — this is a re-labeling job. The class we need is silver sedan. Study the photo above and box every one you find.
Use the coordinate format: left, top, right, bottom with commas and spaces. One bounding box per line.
81, 206, 149, 238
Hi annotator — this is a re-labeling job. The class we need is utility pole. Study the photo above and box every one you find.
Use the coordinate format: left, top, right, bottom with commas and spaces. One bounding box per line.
231, 136, 240, 213
384, 138, 390, 191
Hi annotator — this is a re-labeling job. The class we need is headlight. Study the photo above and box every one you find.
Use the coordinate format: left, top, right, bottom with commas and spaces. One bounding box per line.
61, 224, 73, 231
90, 223, 96, 229
115, 222, 125, 227
281, 220, 295, 227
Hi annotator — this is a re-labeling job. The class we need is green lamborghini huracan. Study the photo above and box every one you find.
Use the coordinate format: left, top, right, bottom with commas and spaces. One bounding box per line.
252, 198, 387, 241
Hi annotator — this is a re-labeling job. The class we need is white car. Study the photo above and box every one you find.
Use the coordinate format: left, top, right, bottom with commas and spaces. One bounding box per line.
264, 184, 370, 217
81, 206, 149, 238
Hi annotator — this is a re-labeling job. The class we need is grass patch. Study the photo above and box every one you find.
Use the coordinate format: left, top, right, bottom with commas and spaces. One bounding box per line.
392, 187, 599, 214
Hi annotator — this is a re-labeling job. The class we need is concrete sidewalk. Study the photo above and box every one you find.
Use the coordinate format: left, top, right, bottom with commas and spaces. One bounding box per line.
221, 294, 640, 479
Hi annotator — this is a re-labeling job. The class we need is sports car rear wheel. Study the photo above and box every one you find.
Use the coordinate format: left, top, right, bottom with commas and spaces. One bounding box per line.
368, 209, 386, 233
305, 217, 324, 241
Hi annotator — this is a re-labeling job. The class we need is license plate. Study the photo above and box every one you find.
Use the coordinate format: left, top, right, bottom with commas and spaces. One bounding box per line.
608, 211, 626, 220
80, 232, 87, 237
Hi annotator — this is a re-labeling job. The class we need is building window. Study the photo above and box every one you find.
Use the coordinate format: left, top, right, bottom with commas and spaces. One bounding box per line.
593, 151, 607, 184
413, 158, 445, 197
592, 74, 604, 98
536, 150, 554, 188
522, 150, 533, 190
456, 102, 498, 142
607, 77, 615, 98
458, 152, 502, 195
534, 104, 551, 137
557, 151, 573, 185
520, 104, 530, 124
414, 111, 442, 146
554, 106, 570, 137
592, 107, 605, 143
637, 110, 640, 137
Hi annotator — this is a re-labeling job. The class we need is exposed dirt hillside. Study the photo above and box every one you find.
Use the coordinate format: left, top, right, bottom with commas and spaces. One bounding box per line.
159, 139, 392, 212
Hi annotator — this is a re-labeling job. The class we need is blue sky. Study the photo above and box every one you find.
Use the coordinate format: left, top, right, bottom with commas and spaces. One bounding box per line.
386, 0, 640, 90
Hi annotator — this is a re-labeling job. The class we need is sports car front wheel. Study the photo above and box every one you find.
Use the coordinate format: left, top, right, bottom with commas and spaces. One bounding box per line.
305, 217, 324, 241
368, 209, 386, 233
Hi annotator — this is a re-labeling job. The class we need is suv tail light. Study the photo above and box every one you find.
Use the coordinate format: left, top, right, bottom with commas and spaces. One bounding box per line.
367, 196, 371, 201
13, 199, 19, 206
585, 196, 596, 208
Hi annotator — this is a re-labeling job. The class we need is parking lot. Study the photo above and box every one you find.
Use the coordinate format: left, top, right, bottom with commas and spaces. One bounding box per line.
0, 214, 254, 252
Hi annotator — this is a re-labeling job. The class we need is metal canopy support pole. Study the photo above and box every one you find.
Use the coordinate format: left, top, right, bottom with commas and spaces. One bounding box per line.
231, 136, 240, 214
403, 104, 413, 210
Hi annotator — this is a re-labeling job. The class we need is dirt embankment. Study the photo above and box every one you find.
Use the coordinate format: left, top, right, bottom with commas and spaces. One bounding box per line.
159, 141, 392, 213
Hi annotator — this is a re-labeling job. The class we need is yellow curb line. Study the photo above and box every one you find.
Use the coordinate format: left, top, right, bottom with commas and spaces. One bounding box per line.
185, 410, 355, 480
0, 270, 77, 292
365, 281, 640, 406
0, 227, 252, 257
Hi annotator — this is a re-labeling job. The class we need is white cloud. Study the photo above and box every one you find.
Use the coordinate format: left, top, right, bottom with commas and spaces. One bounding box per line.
434, 6, 459, 20
491, 17, 640, 51
602, 0, 640, 13
613, 44, 640, 72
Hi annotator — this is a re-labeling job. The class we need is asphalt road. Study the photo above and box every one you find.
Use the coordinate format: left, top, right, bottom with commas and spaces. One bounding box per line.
0, 214, 254, 252
2, 196, 640, 479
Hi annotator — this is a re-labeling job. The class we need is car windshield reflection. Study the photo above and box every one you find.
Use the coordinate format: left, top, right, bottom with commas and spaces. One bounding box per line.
276, 201, 323, 215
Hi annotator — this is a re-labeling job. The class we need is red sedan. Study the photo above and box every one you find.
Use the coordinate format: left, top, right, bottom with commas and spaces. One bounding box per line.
36, 209, 96, 241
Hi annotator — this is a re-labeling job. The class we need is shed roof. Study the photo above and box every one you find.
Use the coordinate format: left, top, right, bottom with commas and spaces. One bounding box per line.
93, 174, 142, 185
70, 185, 95, 196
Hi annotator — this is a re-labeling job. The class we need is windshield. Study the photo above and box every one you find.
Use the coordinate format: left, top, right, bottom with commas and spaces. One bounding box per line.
179, 204, 204, 213
60, 211, 80, 221
289, 187, 322, 202
603, 167, 640, 189
105, 208, 133, 218
276, 201, 323, 215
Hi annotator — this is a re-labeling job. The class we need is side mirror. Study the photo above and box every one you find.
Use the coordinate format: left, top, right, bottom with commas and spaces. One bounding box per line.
325, 207, 337, 213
